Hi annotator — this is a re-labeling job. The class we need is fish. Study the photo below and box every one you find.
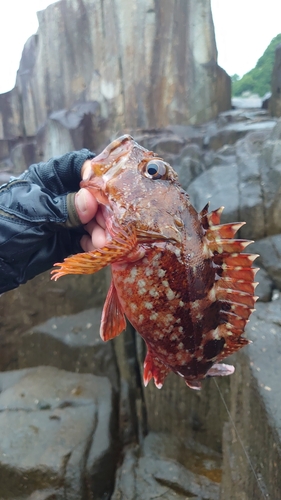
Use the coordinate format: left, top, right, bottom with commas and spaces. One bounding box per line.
51, 135, 258, 390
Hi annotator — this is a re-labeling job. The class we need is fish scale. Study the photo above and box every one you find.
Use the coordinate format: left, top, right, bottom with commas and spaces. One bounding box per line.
51, 135, 258, 390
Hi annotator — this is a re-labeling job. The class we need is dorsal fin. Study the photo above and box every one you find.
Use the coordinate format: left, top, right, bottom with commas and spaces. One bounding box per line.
202, 206, 258, 360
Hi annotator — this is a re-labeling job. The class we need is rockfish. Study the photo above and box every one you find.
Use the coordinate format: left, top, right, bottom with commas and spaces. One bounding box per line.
51, 135, 258, 390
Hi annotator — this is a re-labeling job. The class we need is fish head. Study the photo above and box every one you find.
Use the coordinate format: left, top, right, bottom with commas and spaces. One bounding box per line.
81, 135, 188, 243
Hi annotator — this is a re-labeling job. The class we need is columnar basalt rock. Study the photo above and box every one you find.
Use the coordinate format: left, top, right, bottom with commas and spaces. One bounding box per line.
0, 0, 230, 168
270, 44, 281, 117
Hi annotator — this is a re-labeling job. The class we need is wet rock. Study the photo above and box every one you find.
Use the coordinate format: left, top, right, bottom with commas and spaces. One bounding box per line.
235, 132, 266, 241
174, 143, 205, 190
0, 0, 230, 149
10, 142, 38, 175
251, 234, 281, 290
136, 334, 231, 453
0, 269, 108, 372
206, 120, 275, 151
18, 308, 119, 392
254, 267, 273, 302
0, 366, 117, 499
112, 433, 220, 500
188, 164, 239, 223
270, 44, 281, 118
220, 299, 281, 499
149, 135, 185, 155
113, 327, 147, 445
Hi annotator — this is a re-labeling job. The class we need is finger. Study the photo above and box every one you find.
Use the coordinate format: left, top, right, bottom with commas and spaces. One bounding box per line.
84, 220, 107, 248
95, 207, 106, 229
75, 188, 98, 224
80, 234, 95, 252
81, 159, 92, 180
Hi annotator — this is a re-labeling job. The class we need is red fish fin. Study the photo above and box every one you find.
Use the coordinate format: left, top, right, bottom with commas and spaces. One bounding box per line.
216, 337, 251, 361
51, 224, 138, 280
185, 380, 202, 390
143, 348, 170, 389
206, 363, 235, 378
100, 280, 126, 341
201, 205, 258, 364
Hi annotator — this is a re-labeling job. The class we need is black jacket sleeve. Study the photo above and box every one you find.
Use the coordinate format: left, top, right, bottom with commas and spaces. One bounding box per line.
0, 149, 95, 294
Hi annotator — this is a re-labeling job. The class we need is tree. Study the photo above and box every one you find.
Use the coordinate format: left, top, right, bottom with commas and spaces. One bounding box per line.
232, 33, 281, 97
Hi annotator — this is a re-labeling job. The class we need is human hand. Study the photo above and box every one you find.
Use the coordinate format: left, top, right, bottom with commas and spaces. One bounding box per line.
75, 159, 106, 251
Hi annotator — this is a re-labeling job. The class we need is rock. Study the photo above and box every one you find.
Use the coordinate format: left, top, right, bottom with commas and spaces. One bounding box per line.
0, 366, 117, 499
220, 299, 281, 499
187, 123, 281, 241
251, 234, 281, 290
206, 120, 275, 151
188, 164, 240, 224
0, 0, 230, 155
149, 135, 185, 155
235, 132, 266, 241
174, 143, 205, 190
254, 267, 273, 302
10, 142, 38, 175
136, 334, 231, 453
113, 327, 147, 446
112, 433, 220, 500
270, 44, 281, 117
0, 268, 108, 371
18, 308, 119, 392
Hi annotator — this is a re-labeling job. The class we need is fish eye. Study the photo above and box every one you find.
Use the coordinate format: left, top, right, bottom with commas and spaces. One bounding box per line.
144, 160, 167, 180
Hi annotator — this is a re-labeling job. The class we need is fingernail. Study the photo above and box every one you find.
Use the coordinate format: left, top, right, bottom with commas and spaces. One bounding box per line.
76, 189, 87, 213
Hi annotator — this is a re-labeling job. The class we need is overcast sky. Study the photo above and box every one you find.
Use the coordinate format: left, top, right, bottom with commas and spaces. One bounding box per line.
0, 0, 280, 94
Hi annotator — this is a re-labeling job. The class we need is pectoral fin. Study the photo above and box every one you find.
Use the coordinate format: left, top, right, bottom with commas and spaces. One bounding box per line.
51, 224, 138, 280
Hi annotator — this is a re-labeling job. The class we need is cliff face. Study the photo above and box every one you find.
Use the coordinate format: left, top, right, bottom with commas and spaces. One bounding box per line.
270, 44, 281, 117
0, 0, 230, 167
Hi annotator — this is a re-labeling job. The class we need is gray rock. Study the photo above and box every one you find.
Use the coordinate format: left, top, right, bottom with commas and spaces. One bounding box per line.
18, 308, 119, 393
10, 142, 38, 176
251, 234, 281, 290
235, 133, 266, 240
0, 366, 117, 499
254, 267, 273, 302
0, 268, 108, 372
206, 120, 275, 151
270, 44, 281, 118
188, 164, 239, 224
220, 298, 281, 499
174, 143, 205, 190
259, 124, 281, 235
0, 0, 230, 148
150, 135, 185, 155
136, 335, 231, 453
112, 433, 220, 500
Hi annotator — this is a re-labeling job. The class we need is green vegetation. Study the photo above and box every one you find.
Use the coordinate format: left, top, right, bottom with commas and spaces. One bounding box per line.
232, 33, 281, 97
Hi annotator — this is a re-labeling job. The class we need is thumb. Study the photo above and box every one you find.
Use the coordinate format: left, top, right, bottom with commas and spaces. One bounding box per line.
74, 188, 99, 224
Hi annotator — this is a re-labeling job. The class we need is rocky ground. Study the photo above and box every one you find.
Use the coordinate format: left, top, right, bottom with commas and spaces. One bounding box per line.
1, 107, 281, 498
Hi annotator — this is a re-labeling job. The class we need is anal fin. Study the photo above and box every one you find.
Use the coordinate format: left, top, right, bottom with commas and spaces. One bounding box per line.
100, 280, 126, 341
143, 347, 170, 389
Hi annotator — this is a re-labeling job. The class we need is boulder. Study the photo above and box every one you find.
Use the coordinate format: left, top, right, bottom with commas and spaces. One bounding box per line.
0, 268, 108, 371
0, 0, 230, 149
0, 366, 117, 499
251, 234, 281, 290
270, 44, 281, 118
18, 308, 119, 392
220, 298, 281, 499
112, 433, 220, 500
136, 336, 231, 453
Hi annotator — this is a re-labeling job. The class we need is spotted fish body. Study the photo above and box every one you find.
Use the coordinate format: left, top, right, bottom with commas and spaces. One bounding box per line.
52, 135, 258, 390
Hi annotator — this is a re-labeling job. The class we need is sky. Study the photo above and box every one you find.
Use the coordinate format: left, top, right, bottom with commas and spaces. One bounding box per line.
0, 0, 281, 94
